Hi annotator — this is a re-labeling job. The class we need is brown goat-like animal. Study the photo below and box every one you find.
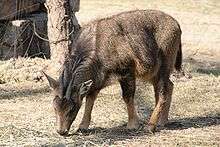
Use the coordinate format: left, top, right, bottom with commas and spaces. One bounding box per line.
44, 10, 182, 136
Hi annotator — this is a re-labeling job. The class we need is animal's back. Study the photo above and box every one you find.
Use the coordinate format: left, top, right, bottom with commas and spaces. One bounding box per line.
79, 10, 181, 79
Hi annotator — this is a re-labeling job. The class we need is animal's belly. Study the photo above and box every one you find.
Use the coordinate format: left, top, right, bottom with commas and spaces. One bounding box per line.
135, 59, 160, 81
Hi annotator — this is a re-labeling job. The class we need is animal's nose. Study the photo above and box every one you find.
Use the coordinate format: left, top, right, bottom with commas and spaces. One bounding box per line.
57, 129, 68, 136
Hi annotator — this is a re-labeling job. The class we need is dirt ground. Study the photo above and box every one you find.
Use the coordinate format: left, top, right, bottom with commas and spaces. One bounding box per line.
0, 0, 220, 146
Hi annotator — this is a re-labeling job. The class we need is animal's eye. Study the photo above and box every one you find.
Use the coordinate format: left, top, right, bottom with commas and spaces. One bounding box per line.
53, 96, 65, 110
53, 96, 60, 107
53, 96, 61, 102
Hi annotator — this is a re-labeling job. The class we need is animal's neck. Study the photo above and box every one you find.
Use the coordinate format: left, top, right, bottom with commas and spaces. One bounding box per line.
76, 56, 105, 92
74, 63, 93, 86
64, 50, 100, 89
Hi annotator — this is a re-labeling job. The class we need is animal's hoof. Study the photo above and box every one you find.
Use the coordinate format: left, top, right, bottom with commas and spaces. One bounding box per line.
127, 121, 139, 130
147, 125, 156, 134
79, 123, 90, 130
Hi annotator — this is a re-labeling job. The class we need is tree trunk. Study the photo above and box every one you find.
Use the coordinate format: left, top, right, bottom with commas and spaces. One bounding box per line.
46, 0, 80, 68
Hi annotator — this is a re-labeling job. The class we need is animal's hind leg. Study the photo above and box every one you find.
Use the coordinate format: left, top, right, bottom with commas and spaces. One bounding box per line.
160, 80, 173, 126
153, 77, 173, 126
149, 75, 173, 132
119, 74, 139, 129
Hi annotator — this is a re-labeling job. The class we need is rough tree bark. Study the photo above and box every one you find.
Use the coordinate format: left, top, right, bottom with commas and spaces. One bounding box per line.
46, 0, 80, 67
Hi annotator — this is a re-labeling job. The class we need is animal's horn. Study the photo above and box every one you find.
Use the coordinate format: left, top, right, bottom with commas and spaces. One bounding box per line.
58, 70, 65, 97
64, 57, 81, 99
65, 78, 74, 100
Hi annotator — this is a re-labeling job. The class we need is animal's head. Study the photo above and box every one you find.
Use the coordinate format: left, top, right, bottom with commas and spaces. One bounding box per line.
43, 72, 93, 136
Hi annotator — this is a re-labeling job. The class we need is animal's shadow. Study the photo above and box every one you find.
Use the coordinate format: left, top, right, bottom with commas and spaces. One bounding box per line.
68, 114, 220, 145
70, 83, 219, 143
0, 86, 50, 100
68, 84, 219, 144
184, 57, 220, 76
165, 114, 220, 130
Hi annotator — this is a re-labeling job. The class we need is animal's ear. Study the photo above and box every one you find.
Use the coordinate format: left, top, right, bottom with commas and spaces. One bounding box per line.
42, 72, 59, 90
79, 80, 93, 98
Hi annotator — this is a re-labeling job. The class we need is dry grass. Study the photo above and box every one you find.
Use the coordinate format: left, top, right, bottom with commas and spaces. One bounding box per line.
0, 63, 219, 146
0, 0, 220, 146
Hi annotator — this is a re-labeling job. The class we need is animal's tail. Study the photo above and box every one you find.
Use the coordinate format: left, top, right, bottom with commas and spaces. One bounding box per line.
175, 42, 182, 71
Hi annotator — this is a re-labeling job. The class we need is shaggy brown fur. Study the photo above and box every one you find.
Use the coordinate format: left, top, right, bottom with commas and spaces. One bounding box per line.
44, 9, 182, 136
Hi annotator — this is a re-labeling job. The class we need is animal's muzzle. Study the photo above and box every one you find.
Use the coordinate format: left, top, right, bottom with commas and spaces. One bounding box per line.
57, 129, 69, 136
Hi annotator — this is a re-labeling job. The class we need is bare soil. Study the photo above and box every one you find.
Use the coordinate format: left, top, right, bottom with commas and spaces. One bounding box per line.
0, 0, 220, 146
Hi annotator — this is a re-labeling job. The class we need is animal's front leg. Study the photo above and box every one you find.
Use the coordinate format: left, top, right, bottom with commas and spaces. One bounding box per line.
119, 72, 139, 130
79, 92, 98, 129
126, 99, 139, 129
